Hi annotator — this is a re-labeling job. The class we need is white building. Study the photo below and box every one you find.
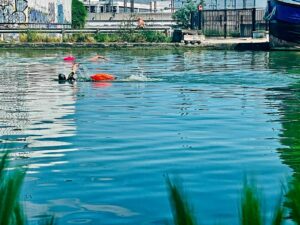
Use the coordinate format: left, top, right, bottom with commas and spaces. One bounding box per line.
81, 0, 172, 13
0, 0, 72, 26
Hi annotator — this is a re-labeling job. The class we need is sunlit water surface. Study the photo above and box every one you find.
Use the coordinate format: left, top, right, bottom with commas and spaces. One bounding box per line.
0, 49, 299, 225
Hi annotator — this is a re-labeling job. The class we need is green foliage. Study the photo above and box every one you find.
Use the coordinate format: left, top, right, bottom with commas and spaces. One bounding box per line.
0, 151, 56, 225
166, 177, 197, 225
26, 31, 37, 42
240, 179, 284, 225
230, 31, 241, 38
240, 179, 263, 225
94, 33, 121, 42
20, 32, 61, 43
172, 0, 197, 28
203, 29, 224, 37
166, 176, 287, 225
19, 31, 170, 43
120, 31, 145, 42
94, 31, 170, 43
271, 201, 284, 225
0, 152, 26, 225
62, 33, 95, 43
285, 179, 300, 225
142, 31, 171, 42
72, 0, 88, 29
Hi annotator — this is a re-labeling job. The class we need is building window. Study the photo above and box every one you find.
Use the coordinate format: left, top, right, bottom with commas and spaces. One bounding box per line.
90, 6, 96, 13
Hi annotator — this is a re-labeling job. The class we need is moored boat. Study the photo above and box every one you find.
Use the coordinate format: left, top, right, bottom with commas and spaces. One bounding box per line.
266, 0, 300, 48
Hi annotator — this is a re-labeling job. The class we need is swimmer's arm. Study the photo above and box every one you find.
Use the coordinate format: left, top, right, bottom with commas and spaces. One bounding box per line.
72, 63, 79, 73
97, 55, 109, 61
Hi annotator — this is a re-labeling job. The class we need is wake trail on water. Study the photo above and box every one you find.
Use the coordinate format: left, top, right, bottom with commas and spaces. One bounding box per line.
76, 63, 162, 82
120, 73, 162, 82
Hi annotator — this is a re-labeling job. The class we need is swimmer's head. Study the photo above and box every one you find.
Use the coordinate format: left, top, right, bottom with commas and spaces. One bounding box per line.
58, 73, 66, 81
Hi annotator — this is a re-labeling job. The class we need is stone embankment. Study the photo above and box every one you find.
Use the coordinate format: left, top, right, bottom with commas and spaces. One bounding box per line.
0, 38, 270, 50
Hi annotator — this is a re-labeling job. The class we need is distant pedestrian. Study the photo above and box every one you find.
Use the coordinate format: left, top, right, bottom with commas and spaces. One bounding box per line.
137, 17, 145, 29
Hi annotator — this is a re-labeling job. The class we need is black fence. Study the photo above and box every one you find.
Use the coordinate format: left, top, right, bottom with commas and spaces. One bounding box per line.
191, 8, 268, 38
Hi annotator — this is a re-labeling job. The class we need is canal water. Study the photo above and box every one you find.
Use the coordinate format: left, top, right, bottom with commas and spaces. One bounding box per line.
0, 49, 299, 225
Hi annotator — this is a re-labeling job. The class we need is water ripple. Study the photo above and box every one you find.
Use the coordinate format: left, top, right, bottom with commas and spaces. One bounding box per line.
0, 50, 299, 225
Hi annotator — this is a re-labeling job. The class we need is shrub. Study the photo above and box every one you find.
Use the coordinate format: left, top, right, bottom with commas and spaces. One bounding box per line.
94, 31, 171, 43
173, 0, 202, 29
19, 32, 62, 43
142, 31, 170, 42
94, 33, 121, 42
72, 0, 87, 29
68, 33, 96, 43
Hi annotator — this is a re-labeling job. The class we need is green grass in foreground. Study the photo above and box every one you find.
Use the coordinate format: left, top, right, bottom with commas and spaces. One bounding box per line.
167, 176, 300, 225
1, 151, 300, 225
167, 177, 197, 225
0, 152, 55, 225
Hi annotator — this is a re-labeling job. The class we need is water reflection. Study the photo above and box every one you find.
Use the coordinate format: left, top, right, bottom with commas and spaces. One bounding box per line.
0, 52, 77, 172
264, 51, 300, 224
267, 52, 300, 178
0, 49, 298, 225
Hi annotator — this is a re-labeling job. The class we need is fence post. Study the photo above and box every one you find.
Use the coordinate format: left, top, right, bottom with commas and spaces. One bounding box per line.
197, 4, 203, 31
224, 9, 227, 38
198, 10, 202, 31
190, 11, 195, 30
130, 0, 134, 12
124, 0, 127, 12
240, 15, 244, 37
252, 7, 256, 32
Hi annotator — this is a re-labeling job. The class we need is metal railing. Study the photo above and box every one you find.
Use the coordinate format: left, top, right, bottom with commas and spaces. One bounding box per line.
0, 27, 170, 34
0, 23, 71, 29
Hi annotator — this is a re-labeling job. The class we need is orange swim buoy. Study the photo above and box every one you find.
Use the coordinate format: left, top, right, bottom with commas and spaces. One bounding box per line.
90, 74, 115, 81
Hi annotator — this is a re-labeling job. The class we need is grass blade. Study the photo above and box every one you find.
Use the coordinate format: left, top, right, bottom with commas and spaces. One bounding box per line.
240, 179, 263, 225
166, 176, 197, 225
285, 179, 300, 225
271, 199, 284, 225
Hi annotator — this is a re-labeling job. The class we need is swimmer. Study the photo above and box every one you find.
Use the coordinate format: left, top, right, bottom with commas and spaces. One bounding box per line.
58, 63, 116, 83
89, 55, 109, 62
58, 63, 79, 83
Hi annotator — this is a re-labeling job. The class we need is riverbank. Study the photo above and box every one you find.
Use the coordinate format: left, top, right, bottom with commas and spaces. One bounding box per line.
0, 38, 270, 51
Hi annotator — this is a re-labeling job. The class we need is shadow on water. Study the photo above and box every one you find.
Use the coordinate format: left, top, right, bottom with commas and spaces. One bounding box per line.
267, 51, 300, 224
267, 51, 300, 177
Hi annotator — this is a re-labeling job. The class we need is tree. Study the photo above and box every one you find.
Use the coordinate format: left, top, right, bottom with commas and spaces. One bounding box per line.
173, 0, 205, 29
72, 0, 88, 29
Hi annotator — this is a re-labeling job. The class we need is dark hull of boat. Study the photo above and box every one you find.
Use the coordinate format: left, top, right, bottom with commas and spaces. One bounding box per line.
270, 20, 300, 44
269, 0, 300, 45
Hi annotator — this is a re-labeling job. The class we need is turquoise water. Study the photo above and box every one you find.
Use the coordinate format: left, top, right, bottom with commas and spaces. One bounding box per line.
0, 50, 299, 225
